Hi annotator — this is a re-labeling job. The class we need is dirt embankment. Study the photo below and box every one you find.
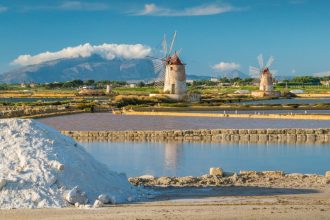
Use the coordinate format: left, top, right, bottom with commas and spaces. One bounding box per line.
129, 171, 330, 189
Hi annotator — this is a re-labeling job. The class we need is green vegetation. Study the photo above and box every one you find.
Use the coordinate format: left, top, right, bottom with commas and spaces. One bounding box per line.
0, 75, 329, 111
113, 95, 175, 108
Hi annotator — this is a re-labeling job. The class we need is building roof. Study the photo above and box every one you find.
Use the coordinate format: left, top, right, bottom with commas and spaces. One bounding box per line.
166, 53, 184, 65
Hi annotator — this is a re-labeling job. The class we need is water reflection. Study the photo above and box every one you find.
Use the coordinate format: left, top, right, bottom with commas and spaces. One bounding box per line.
81, 141, 330, 177
163, 142, 183, 176
239, 98, 330, 105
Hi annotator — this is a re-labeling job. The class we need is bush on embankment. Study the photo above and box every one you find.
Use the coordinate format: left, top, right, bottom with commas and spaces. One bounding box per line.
113, 95, 176, 108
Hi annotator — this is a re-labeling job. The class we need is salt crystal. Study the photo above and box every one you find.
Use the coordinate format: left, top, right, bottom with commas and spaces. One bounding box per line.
0, 119, 140, 208
93, 199, 103, 208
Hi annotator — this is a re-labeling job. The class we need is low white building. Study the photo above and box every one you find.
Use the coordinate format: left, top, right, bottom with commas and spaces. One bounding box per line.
290, 89, 304, 94
234, 90, 251, 94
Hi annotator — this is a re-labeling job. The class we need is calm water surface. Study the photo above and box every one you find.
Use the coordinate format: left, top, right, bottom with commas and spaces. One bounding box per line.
0, 97, 72, 103
191, 110, 330, 115
0, 97, 109, 103
81, 141, 330, 177
40, 113, 330, 131
239, 98, 330, 105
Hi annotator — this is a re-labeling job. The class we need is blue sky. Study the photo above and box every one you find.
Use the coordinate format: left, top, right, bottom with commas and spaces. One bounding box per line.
1, 0, 330, 77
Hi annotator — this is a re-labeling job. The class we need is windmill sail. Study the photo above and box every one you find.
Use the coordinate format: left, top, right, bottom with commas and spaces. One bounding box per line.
265, 56, 274, 68
257, 54, 264, 69
169, 31, 177, 55
249, 66, 261, 77
162, 34, 167, 57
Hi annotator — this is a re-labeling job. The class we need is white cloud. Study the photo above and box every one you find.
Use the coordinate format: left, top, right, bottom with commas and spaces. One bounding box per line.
59, 1, 109, 11
21, 1, 109, 12
134, 3, 237, 16
0, 5, 8, 13
12, 43, 152, 66
212, 62, 240, 71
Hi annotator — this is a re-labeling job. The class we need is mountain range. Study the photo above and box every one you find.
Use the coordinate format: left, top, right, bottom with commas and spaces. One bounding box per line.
0, 55, 157, 83
0, 55, 300, 83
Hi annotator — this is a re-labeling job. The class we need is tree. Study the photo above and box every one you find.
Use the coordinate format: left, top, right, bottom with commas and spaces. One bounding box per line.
84, 80, 95, 86
292, 76, 320, 85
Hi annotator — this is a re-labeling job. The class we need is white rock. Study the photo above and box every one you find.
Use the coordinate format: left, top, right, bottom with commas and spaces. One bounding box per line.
49, 160, 64, 171
287, 173, 305, 178
78, 204, 92, 209
93, 199, 103, 208
325, 171, 330, 178
209, 167, 223, 176
65, 186, 88, 205
0, 178, 7, 190
139, 175, 155, 180
98, 194, 110, 204
239, 170, 257, 175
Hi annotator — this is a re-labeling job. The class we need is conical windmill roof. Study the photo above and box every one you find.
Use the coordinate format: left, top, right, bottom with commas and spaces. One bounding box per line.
167, 53, 183, 65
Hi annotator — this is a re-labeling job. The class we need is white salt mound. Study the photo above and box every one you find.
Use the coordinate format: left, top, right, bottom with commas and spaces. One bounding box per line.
0, 119, 138, 208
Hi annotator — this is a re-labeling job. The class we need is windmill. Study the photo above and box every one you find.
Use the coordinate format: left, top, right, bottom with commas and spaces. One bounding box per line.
149, 32, 187, 96
249, 54, 276, 92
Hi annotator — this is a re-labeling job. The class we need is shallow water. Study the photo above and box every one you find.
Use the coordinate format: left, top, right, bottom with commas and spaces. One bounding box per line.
40, 113, 330, 131
0, 97, 109, 103
0, 97, 72, 103
191, 110, 330, 115
239, 98, 330, 105
81, 141, 330, 177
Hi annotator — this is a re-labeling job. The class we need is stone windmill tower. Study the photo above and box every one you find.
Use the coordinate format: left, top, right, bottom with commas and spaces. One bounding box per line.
259, 68, 273, 91
163, 52, 187, 95
250, 54, 276, 92
151, 32, 187, 99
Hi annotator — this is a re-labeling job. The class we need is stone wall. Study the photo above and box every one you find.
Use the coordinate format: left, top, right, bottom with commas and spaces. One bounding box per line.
61, 128, 330, 144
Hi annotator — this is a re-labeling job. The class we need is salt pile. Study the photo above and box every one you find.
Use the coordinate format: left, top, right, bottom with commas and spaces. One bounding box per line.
0, 119, 139, 208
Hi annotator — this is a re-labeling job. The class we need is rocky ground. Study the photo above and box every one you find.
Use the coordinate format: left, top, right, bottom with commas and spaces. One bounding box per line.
1, 171, 330, 219
128, 170, 330, 189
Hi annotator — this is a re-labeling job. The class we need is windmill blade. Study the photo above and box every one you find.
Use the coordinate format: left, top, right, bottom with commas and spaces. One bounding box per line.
146, 55, 165, 61
176, 48, 182, 56
154, 66, 166, 89
162, 34, 167, 57
169, 31, 177, 55
266, 56, 274, 68
152, 59, 165, 71
257, 54, 264, 69
249, 66, 261, 76
153, 63, 164, 72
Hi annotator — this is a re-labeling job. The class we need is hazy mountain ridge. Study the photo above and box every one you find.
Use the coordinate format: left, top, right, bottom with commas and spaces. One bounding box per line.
0, 55, 157, 83
218, 70, 250, 79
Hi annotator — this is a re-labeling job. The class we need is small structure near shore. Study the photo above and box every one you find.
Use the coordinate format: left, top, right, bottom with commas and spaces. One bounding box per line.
163, 52, 187, 100
105, 84, 112, 95
149, 32, 190, 101
250, 54, 281, 97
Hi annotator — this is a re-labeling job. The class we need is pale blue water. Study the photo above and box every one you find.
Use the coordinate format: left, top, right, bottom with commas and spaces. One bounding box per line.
40, 113, 330, 131
0, 98, 72, 103
239, 98, 330, 105
81, 142, 330, 177
0, 97, 108, 103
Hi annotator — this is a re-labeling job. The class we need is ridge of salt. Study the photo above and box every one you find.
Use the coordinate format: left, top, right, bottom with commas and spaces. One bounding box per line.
0, 119, 139, 208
